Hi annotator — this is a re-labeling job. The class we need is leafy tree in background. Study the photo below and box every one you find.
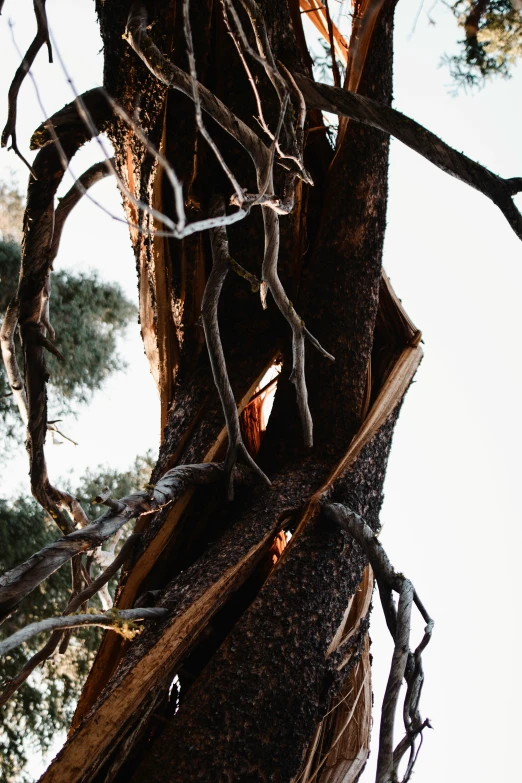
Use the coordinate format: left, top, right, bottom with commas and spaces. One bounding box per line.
0, 180, 139, 778
0, 455, 154, 782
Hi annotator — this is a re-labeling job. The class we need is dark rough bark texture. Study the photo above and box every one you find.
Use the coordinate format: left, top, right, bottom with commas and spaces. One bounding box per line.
57, 1, 410, 782
130, 412, 399, 783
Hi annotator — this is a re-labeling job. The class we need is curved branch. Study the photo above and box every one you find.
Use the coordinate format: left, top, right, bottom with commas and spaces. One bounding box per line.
324, 503, 434, 783
202, 196, 271, 499
13, 90, 110, 530
0, 463, 241, 623
261, 181, 334, 447
1, 0, 53, 172
49, 159, 114, 264
295, 74, 522, 240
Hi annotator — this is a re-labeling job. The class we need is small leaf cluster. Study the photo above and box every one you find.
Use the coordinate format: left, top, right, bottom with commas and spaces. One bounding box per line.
443, 0, 522, 90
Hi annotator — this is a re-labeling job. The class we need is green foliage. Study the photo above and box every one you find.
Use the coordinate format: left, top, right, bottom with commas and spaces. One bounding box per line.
0, 239, 137, 447
0, 454, 155, 783
443, 0, 522, 90
44, 269, 136, 407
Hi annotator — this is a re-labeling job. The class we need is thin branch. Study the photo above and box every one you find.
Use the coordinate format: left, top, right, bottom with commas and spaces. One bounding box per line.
323, 0, 341, 88
183, 0, 245, 204
324, 503, 434, 783
0, 535, 140, 707
125, 4, 271, 178
33, 0, 52, 63
0, 607, 167, 657
261, 192, 334, 447
0, 463, 247, 623
50, 159, 114, 264
202, 196, 271, 499
1, 1, 55, 174
294, 74, 522, 240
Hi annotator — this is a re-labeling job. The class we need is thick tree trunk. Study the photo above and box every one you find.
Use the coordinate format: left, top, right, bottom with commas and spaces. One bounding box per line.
39, 2, 422, 782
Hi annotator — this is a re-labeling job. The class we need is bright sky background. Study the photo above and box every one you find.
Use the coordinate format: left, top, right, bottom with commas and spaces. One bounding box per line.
1, 1, 521, 781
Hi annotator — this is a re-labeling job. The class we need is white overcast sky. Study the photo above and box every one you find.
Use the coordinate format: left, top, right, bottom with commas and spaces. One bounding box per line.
1, 1, 521, 781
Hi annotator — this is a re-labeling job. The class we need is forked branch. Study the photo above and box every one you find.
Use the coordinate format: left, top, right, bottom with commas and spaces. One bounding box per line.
0, 462, 247, 624
0, 534, 141, 707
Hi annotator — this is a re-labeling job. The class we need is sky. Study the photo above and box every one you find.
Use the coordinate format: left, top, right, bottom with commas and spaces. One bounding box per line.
1, 1, 521, 781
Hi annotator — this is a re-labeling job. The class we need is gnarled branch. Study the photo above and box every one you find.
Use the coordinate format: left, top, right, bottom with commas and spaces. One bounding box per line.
324, 503, 433, 783
202, 196, 271, 498
0, 534, 140, 707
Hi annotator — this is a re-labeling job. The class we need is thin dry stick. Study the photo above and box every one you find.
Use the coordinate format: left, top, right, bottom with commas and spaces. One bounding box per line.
183, 0, 244, 204
1, 0, 54, 173
202, 196, 271, 499
0, 607, 167, 657
261, 192, 334, 447
0, 463, 247, 623
0, 534, 140, 707
324, 503, 434, 783
221, 0, 310, 180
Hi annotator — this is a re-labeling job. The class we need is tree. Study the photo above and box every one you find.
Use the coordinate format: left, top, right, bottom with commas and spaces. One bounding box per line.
0, 455, 154, 782
0, 2, 520, 783
443, 0, 522, 88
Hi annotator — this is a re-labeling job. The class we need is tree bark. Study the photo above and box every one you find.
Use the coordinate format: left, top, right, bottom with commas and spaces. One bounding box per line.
38, 1, 421, 782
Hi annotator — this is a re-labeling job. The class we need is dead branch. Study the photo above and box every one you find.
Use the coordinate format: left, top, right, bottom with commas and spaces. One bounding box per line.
125, 3, 334, 449
49, 159, 114, 263
0, 534, 140, 707
202, 196, 271, 498
0, 463, 244, 624
324, 503, 433, 783
9, 90, 111, 536
0, 1, 54, 173
0, 607, 167, 657
294, 74, 522, 240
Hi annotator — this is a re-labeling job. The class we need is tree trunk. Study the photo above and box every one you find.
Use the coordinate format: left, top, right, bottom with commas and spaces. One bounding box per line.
39, 1, 422, 781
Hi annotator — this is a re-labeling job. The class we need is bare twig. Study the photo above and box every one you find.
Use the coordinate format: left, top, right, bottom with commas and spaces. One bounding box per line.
324, 503, 434, 783
261, 190, 334, 447
183, 0, 244, 204
0, 463, 247, 623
